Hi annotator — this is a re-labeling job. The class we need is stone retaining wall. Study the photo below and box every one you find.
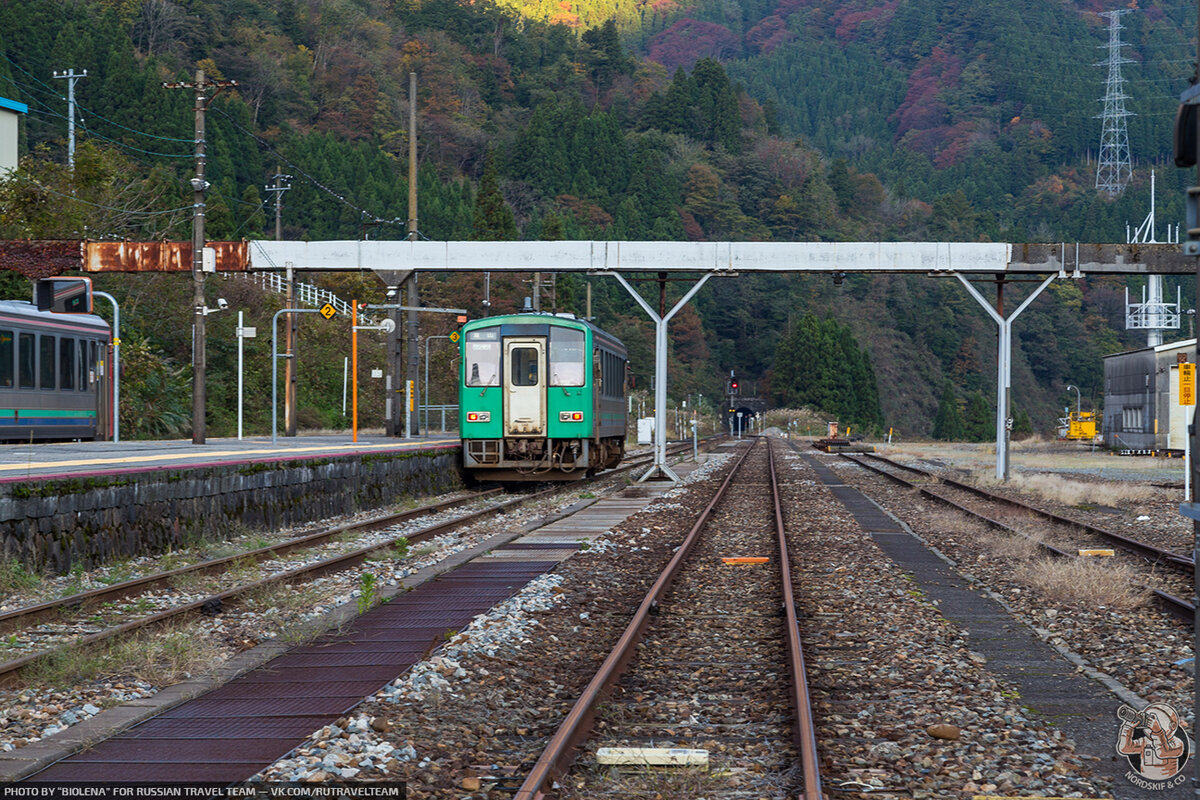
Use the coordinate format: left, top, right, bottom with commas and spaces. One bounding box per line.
0, 449, 462, 574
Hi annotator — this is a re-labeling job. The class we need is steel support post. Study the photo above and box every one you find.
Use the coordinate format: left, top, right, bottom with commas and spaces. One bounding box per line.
956, 273, 1056, 480
611, 272, 711, 482
272, 308, 321, 445
94, 291, 119, 444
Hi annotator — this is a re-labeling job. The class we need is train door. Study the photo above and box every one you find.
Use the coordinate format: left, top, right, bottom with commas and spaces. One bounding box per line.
504, 338, 545, 436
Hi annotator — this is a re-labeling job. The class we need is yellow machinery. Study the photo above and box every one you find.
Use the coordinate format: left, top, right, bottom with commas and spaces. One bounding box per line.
1063, 411, 1097, 441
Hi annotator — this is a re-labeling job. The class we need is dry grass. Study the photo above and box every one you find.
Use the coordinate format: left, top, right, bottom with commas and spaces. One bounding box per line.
1014, 557, 1150, 610
27, 624, 223, 688
561, 765, 734, 799
970, 470, 1157, 508
927, 508, 1040, 560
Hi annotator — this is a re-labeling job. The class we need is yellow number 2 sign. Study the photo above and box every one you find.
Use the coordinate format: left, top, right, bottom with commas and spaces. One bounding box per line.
1181, 362, 1196, 406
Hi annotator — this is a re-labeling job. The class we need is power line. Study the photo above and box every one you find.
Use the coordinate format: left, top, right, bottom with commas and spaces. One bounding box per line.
11, 177, 193, 217
211, 106, 404, 227
0, 52, 193, 144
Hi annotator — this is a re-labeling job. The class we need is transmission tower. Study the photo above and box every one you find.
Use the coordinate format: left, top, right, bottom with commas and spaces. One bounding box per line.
1095, 9, 1134, 196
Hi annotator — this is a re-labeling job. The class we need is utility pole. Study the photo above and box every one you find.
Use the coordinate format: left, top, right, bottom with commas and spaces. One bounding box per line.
266, 168, 296, 435
1096, 9, 1134, 196
405, 72, 420, 435
164, 69, 236, 445
52, 69, 86, 170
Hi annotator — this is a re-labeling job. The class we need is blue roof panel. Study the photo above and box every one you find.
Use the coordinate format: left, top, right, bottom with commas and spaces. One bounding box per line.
0, 97, 28, 114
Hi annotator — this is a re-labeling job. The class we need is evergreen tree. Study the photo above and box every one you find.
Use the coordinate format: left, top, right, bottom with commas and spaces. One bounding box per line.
964, 392, 991, 442
931, 383, 965, 441
471, 151, 518, 241
1012, 406, 1034, 439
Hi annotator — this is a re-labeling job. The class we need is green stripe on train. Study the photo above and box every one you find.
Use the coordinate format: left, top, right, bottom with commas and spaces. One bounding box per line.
0, 409, 98, 419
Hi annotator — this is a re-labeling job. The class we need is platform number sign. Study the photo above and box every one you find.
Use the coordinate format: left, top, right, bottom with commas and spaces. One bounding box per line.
319, 303, 337, 320
1182, 363, 1196, 406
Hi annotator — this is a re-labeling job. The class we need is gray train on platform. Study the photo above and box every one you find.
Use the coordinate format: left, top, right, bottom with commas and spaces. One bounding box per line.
0, 300, 113, 441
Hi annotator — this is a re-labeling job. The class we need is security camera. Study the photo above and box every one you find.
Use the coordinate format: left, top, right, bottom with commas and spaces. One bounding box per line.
217, 298, 228, 310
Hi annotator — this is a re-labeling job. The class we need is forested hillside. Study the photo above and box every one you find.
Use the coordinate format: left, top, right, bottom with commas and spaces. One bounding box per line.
0, 0, 1191, 437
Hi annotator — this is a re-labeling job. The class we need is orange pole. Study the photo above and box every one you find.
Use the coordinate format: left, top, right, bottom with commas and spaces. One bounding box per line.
352, 300, 358, 442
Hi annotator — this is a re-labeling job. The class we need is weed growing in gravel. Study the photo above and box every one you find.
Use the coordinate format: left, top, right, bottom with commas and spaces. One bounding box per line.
1015, 557, 1150, 610
367, 537, 409, 563
26, 624, 221, 688
62, 562, 86, 596
563, 765, 728, 799
357, 573, 379, 614
244, 536, 274, 552
0, 557, 41, 593
971, 470, 1157, 508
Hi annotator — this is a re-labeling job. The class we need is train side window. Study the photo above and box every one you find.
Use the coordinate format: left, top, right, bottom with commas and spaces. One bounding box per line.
77, 339, 86, 391
39, 335, 56, 389
59, 338, 75, 390
0, 330, 12, 388
18, 333, 34, 389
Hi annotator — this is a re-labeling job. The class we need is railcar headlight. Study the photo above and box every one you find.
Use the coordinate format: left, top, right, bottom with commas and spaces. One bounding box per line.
560, 411, 584, 421
467, 412, 491, 422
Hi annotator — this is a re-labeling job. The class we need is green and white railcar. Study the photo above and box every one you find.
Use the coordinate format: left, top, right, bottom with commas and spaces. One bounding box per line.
459, 313, 628, 480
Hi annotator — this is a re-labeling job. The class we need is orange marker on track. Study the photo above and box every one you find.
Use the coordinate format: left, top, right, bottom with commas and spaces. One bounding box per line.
722, 557, 769, 565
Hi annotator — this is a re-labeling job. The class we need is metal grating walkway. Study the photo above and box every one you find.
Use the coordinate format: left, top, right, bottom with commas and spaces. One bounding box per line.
23, 560, 556, 783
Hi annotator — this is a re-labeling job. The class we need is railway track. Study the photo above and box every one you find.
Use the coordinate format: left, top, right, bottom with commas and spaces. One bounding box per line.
514, 438, 821, 799
0, 443, 712, 689
841, 453, 1195, 622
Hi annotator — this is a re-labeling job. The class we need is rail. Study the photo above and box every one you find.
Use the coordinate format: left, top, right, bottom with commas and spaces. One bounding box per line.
769, 438, 823, 799
0, 440, 717, 686
842, 453, 1195, 623
513, 439, 758, 799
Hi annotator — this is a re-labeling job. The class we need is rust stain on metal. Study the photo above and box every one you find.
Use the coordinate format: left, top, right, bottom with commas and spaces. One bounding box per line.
0, 240, 84, 279
85, 241, 248, 272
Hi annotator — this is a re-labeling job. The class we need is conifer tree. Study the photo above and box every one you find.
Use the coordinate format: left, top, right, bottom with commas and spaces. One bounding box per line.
964, 392, 991, 442
471, 150, 517, 241
931, 382, 966, 441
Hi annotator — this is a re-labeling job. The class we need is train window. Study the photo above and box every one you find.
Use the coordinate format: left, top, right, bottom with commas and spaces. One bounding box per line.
465, 328, 501, 386
77, 339, 86, 391
0, 330, 11, 388
39, 335, 55, 389
511, 347, 539, 387
549, 328, 585, 386
59, 338, 75, 391
18, 334, 34, 389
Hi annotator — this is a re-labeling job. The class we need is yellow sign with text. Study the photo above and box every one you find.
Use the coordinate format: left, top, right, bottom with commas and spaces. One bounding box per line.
1181, 363, 1195, 406
319, 303, 337, 320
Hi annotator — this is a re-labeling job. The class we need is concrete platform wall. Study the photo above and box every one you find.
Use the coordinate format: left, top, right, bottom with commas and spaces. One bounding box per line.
0, 450, 462, 574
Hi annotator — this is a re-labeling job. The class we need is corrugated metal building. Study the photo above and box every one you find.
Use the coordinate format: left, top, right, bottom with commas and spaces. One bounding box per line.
1102, 338, 1196, 450
0, 96, 27, 175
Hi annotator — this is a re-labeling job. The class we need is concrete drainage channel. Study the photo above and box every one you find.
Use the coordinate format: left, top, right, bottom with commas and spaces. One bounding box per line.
801, 452, 1190, 800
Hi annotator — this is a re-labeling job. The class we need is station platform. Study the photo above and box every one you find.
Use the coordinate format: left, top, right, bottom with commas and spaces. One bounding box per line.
0, 433, 458, 483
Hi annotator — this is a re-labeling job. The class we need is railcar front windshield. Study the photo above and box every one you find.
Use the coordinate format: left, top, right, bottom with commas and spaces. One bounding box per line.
549, 328, 585, 387
464, 327, 501, 386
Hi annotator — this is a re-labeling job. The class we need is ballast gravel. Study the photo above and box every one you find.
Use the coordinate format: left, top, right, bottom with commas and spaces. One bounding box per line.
0, 486, 602, 752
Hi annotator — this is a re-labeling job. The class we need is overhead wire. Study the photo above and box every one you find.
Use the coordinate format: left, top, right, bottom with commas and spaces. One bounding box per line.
211, 105, 405, 228
11, 177, 194, 217
0, 51, 193, 144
